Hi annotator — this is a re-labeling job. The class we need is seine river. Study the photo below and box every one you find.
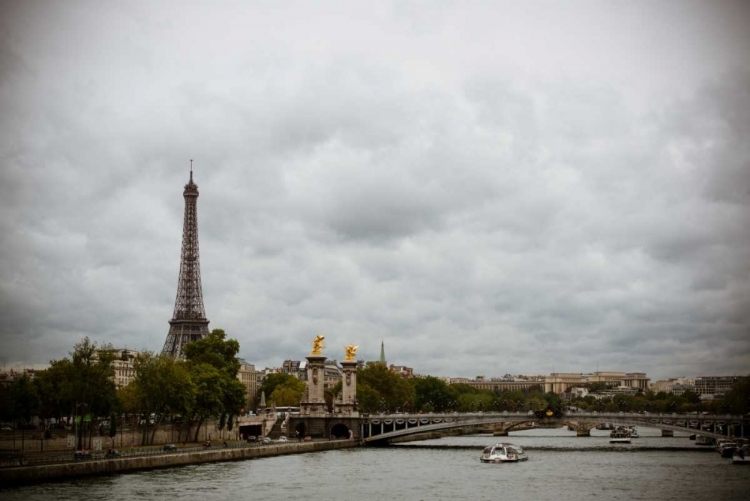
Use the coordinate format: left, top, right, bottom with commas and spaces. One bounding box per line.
4, 427, 749, 500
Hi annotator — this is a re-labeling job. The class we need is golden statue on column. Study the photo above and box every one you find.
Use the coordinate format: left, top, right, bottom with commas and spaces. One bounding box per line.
343, 344, 358, 361
311, 335, 325, 355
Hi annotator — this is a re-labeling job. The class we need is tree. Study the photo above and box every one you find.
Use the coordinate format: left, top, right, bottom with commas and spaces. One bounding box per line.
190, 363, 224, 441
184, 329, 245, 442
10, 374, 40, 426
410, 377, 456, 412
269, 381, 305, 407
356, 363, 414, 413
34, 359, 74, 425
131, 352, 196, 444
184, 329, 240, 378
355, 384, 381, 414
257, 373, 300, 407
65, 338, 117, 449
717, 376, 750, 415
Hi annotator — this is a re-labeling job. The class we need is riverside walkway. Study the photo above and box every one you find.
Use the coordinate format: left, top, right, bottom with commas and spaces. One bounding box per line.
0, 439, 358, 486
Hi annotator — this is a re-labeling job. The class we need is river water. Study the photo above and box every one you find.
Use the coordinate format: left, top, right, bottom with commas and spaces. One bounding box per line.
3, 427, 749, 500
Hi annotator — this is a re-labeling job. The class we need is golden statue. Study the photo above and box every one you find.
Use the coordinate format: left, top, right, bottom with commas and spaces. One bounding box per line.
343, 344, 358, 361
311, 335, 325, 355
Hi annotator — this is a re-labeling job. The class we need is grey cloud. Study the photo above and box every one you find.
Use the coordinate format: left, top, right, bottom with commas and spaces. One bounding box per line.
2, 1, 750, 381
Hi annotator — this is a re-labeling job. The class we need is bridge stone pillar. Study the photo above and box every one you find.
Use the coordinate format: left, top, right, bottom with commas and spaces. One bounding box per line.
661, 429, 674, 437
567, 421, 594, 437
301, 355, 327, 416
492, 423, 510, 436
335, 360, 358, 417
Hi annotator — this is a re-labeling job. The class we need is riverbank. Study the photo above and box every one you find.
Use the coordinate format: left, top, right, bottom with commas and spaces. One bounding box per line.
0, 439, 359, 487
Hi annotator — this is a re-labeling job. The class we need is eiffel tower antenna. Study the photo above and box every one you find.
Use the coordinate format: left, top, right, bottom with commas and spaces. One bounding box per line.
161, 162, 210, 358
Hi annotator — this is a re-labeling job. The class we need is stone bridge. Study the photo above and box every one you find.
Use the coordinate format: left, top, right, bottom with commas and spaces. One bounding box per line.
358, 412, 749, 445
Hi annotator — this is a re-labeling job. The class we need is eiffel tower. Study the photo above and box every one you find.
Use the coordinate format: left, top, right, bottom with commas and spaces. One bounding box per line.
162, 163, 210, 358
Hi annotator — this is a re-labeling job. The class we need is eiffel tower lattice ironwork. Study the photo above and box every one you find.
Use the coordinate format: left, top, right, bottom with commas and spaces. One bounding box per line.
162, 164, 210, 358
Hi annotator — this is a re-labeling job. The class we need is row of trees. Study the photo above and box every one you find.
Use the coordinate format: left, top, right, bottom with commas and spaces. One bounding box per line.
0, 329, 246, 446
3, 335, 748, 445
249, 362, 566, 415
227, 362, 749, 417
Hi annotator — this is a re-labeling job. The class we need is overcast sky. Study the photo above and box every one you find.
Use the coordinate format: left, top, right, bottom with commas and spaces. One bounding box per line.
1, 1, 749, 382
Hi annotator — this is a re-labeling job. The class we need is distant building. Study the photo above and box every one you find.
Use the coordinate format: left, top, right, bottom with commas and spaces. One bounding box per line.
237, 359, 262, 410
462, 379, 543, 393
570, 387, 589, 398
111, 348, 140, 389
282, 360, 301, 375
694, 376, 741, 397
323, 359, 342, 391
651, 377, 695, 395
543, 372, 650, 394
0, 368, 39, 388
389, 365, 414, 378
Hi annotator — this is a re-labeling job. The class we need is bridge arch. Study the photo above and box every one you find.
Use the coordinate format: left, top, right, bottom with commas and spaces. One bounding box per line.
331, 423, 350, 439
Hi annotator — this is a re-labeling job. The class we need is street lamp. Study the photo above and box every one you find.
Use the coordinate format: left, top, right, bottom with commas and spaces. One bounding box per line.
75, 403, 88, 451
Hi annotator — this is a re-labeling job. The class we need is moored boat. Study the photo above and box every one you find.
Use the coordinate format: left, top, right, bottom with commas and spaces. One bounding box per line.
732, 445, 750, 465
718, 441, 738, 458
480, 443, 528, 463
695, 435, 715, 446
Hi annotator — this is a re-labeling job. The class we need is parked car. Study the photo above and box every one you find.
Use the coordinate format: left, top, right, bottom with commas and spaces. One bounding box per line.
277, 436, 288, 442
163, 443, 177, 451
105, 449, 120, 458
261, 437, 271, 444
1, 426, 13, 431
245, 435, 256, 443
74, 450, 92, 460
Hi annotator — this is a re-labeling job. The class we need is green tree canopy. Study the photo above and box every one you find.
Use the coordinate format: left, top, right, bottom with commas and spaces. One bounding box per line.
184, 329, 241, 378
410, 376, 456, 412
183, 329, 246, 440
269, 378, 306, 407
258, 373, 302, 407
34, 358, 74, 422
356, 363, 414, 413
10, 374, 40, 425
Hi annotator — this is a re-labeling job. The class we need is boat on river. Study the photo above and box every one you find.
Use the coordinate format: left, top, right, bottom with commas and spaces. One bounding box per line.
695, 435, 715, 446
480, 443, 528, 463
718, 441, 738, 458
732, 445, 750, 465
609, 428, 631, 443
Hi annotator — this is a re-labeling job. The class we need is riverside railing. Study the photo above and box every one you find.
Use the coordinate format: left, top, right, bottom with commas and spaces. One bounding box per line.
1, 440, 271, 469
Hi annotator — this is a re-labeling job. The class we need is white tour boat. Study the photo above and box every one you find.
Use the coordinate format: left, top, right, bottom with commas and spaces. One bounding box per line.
480, 443, 528, 463
609, 428, 631, 443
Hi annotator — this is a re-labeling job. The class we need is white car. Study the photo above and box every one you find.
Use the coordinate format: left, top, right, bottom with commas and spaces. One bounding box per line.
277, 436, 288, 442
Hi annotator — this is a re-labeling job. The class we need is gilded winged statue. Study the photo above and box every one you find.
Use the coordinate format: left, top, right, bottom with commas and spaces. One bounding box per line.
311, 335, 325, 355
343, 344, 359, 361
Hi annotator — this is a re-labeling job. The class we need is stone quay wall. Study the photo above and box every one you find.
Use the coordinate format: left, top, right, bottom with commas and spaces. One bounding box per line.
1, 440, 359, 486
0, 419, 250, 453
